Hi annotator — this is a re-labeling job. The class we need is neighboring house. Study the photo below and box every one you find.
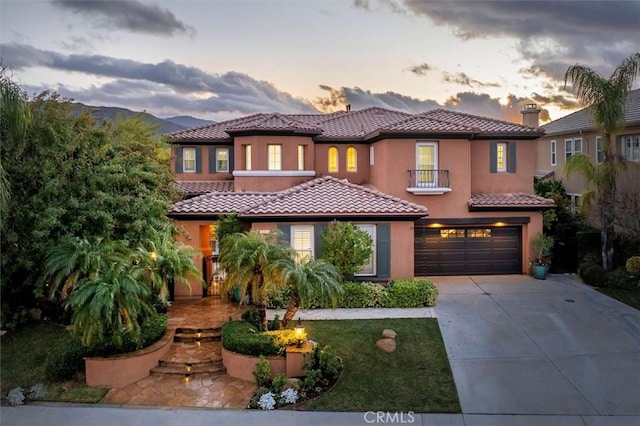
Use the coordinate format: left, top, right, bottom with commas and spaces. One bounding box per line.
167, 106, 553, 297
534, 88, 640, 202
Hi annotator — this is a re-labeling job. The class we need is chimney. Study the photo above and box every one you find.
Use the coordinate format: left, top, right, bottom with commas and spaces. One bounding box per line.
345, 104, 351, 112
521, 103, 540, 127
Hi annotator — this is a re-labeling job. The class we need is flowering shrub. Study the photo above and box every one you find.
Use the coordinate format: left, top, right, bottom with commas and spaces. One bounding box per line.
7, 387, 25, 406
280, 388, 299, 404
28, 384, 47, 399
258, 392, 276, 410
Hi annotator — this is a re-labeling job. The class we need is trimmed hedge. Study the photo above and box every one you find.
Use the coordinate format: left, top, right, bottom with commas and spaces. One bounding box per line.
579, 262, 606, 287
266, 278, 438, 309
86, 314, 168, 357
222, 321, 298, 356
45, 338, 86, 382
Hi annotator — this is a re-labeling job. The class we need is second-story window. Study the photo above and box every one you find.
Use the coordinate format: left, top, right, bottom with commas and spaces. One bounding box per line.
550, 140, 557, 166
347, 147, 357, 172
216, 148, 229, 172
328, 146, 339, 172
496, 142, 507, 172
297, 145, 305, 171
183, 147, 196, 173
565, 137, 582, 161
596, 136, 604, 164
490, 141, 516, 173
244, 145, 252, 170
268, 144, 282, 171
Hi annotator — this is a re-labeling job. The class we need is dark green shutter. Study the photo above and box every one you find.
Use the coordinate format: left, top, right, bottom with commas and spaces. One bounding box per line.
507, 141, 517, 173
195, 147, 202, 174
228, 146, 234, 173
489, 141, 497, 173
277, 224, 291, 245
314, 223, 328, 258
377, 223, 390, 278
175, 147, 183, 173
208, 147, 216, 173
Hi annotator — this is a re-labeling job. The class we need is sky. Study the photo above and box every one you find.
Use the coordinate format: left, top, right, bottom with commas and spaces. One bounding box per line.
1, 0, 639, 124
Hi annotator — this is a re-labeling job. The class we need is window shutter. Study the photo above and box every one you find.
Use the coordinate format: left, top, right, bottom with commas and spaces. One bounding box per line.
277, 224, 291, 245
175, 147, 183, 173
489, 141, 497, 173
507, 141, 517, 173
228, 146, 234, 173
377, 223, 390, 278
208, 147, 216, 173
195, 147, 202, 174
314, 223, 327, 258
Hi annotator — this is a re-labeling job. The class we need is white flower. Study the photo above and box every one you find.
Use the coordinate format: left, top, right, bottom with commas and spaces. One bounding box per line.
8, 387, 25, 406
280, 388, 299, 404
258, 391, 276, 410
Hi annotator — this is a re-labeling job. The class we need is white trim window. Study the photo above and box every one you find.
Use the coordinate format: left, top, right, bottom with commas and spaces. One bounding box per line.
595, 136, 604, 164
183, 147, 196, 173
621, 134, 640, 162
370, 145, 375, 166
550, 140, 557, 166
355, 224, 376, 276
496, 142, 507, 172
216, 147, 229, 172
565, 137, 583, 161
416, 142, 438, 186
268, 144, 282, 171
297, 145, 305, 171
291, 225, 314, 262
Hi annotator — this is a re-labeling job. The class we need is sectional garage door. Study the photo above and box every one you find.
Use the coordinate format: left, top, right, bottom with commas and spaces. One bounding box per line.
414, 226, 522, 275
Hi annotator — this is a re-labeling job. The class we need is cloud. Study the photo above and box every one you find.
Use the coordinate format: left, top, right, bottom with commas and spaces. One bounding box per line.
441, 71, 501, 88
407, 63, 434, 76
51, 0, 196, 36
2, 42, 318, 116
530, 92, 580, 111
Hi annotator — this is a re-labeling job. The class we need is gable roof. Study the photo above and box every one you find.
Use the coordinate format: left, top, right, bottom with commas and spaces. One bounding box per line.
168, 176, 428, 219
542, 88, 640, 136
167, 106, 543, 142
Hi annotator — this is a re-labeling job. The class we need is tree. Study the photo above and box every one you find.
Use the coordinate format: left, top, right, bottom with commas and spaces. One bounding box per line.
270, 258, 343, 328
219, 231, 293, 331
320, 221, 373, 277
564, 53, 640, 270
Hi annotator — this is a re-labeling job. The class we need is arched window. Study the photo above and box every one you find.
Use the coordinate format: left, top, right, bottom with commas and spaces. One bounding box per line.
328, 147, 339, 172
347, 147, 357, 172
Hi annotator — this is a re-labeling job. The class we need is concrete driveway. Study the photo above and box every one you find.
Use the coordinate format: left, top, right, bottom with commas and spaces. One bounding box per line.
431, 274, 640, 416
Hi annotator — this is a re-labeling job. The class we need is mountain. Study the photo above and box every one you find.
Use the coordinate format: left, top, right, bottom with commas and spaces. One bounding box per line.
71, 103, 215, 134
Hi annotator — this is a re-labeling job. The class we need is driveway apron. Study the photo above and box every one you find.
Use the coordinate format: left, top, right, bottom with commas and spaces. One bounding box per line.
432, 275, 640, 416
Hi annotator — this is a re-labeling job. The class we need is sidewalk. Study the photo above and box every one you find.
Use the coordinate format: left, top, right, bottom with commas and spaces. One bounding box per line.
266, 306, 436, 320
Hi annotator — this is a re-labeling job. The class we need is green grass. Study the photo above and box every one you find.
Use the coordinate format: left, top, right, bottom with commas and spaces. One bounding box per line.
0, 322, 107, 403
597, 288, 640, 310
299, 318, 460, 413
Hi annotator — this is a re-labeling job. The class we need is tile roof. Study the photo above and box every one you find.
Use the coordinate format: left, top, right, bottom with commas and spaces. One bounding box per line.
167, 106, 542, 142
469, 193, 555, 209
173, 180, 234, 196
168, 176, 428, 218
542, 88, 640, 135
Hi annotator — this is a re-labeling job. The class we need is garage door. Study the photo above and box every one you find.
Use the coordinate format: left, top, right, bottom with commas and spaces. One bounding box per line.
414, 226, 521, 275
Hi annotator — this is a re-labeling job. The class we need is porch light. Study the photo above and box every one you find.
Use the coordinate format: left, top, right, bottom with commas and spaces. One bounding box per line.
211, 280, 221, 298
294, 318, 306, 348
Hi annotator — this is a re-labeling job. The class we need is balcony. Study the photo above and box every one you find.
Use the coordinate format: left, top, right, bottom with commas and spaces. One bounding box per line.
406, 169, 452, 195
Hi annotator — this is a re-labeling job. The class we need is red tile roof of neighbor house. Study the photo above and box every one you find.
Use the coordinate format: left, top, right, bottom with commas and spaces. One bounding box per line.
168, 176, 429, 218
167, 107, 544, 142
469, 193, 555, 209
173, 180, 234, 196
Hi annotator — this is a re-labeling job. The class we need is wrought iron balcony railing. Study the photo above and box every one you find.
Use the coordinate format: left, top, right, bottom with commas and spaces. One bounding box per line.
407, 169, 450, 189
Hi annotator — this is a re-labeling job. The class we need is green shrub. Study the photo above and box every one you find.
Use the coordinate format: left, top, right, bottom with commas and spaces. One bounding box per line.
139, 314, 168, 346
253, 355, 272, 387
222, 321, 299, 356
626, 256, 640, 277
45, 338, 86, 382
318, 345, 342, 377
579, 262, 607, 287
265, 285, 293, 309
386, 279, 438, 307
86, 314, 167, 356
320, 221, 373, 277
264, 329, 299, 349
242, 308, 260, 329
272, 373, 288, 392
605, 268, 638, 290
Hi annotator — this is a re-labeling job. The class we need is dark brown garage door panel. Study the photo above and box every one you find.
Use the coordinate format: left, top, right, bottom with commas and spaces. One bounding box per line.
414, 226, 522, 275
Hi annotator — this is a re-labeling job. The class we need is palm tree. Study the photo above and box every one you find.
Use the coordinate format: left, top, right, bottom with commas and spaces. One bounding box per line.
219, 231, 293, 330
564, 53, 640, 270
134, 223, 202, 302
270, 257, 343, 328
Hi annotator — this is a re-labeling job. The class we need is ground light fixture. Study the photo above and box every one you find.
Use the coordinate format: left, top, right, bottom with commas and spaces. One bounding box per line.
294, 318, 305, 348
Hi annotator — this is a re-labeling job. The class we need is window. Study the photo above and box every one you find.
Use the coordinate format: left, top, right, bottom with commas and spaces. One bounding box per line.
467, 229, 491, 238
565, 137, 582, 161
346, 147, 357, 172
268, 144, 282, 171
496, 142, 507, 172
216, 148, 229, 172
416, 142, 438, 186
355, 224, 376, 276
183, 147, 196, 172
440, 229, 465, 238
291, 225, 314, 262
370, 145, 375, 166
550, 140, 557, 166
621, 134, 640, 162
595, 136, 603, 164
297, 145, 305, 171
567, 193, 581, 212
244, 145, 252, 170
328, 147, 339, 172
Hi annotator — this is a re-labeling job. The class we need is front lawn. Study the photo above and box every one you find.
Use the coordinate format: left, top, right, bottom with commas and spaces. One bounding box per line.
299, 318, 460, 413
0, 322, 107, 404
597, 288, 640, 310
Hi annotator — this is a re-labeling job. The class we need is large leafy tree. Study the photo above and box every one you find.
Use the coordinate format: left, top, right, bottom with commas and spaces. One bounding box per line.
320, 220, 373, 277
564, 53, 640, 270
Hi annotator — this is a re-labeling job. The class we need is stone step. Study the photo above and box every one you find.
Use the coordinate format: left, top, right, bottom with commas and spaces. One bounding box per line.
174, 327, 221, 343
175, 327, 221, 334
159, 359, 222, 369
159, 341, 223, 366
150, 364, 225, 377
